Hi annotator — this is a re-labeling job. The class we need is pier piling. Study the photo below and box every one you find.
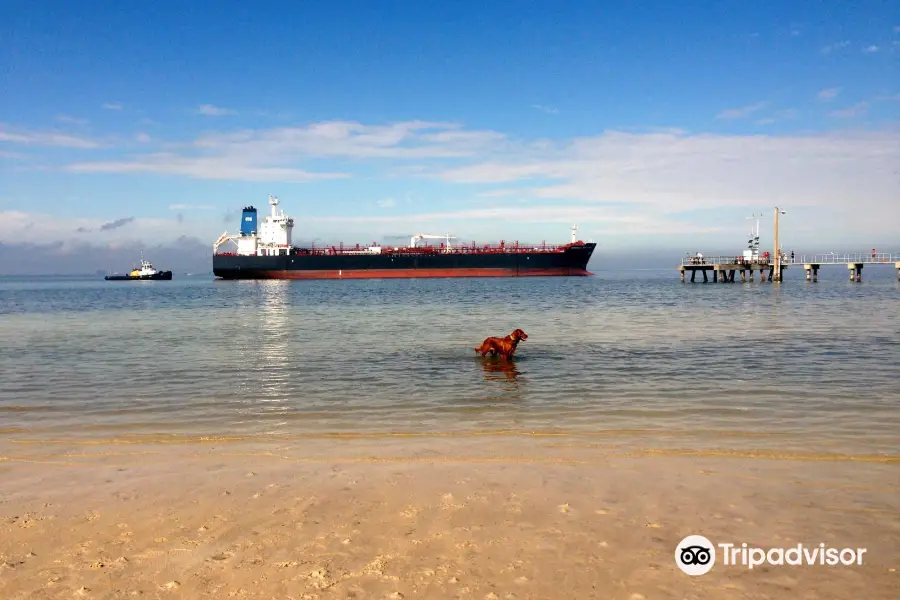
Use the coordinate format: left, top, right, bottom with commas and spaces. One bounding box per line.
804, 263, 820, 282
679, 253, 899, 284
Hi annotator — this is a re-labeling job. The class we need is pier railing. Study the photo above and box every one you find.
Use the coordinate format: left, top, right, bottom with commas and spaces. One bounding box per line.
682, 252, 898, 267
681, 255, 776, 266
796, 252, 898, 265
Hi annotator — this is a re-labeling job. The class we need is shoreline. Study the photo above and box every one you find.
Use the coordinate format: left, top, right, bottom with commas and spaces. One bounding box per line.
2, 435, 897, 599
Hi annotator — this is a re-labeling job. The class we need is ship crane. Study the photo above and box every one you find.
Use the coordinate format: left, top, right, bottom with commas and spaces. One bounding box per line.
409, 233, 457, 251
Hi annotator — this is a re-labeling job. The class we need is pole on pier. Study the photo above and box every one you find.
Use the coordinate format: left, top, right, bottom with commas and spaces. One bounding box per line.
773, 206, 785, 282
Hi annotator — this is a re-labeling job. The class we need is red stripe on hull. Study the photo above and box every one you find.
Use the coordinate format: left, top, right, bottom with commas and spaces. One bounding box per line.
244, 267, 594, 280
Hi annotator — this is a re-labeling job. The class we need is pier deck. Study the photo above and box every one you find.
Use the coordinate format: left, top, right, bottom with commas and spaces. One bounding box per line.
678, 253, 900, 283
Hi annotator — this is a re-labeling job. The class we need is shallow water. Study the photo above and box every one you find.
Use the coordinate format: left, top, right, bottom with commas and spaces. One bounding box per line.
1, 268, 898, 456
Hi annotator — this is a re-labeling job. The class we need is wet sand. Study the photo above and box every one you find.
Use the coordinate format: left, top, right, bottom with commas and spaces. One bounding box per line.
0, 435, 897, 599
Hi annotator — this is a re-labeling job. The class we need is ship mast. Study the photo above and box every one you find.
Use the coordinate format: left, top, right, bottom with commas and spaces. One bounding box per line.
269, 194, 280, 219
571, 223, 578, 244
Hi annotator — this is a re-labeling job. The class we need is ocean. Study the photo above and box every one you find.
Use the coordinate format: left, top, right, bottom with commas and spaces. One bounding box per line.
1, 268, 898, 458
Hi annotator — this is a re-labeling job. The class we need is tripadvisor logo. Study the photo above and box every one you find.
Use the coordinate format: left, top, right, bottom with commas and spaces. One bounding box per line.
675, 535, 716, 576
675, 535, 867, 576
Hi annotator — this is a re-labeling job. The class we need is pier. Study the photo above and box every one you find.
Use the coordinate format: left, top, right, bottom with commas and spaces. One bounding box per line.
679, 253, 900, 283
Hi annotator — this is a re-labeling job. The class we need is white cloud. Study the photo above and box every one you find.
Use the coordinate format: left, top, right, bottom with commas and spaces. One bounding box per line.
427, 129, 900, 228
135, 132, 151, 143
821, 40, 850, 54
376, 197, 396, 209
0, 124, 99, 148
715, 102, 766, 119
862, 45, 880, 53
56, 115, 89, 125
198, 104, 238, 116
755, 109, 799, 125
828, 102, 869, 118
65, 153, 348, 183
62, 120, 509, 181
531, 104, 560, 115
817, 87, 842, 101
102, 102, 123, 110
5, 116, 899, 244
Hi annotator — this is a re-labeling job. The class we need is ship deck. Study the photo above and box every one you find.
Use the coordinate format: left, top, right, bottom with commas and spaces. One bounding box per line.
215, 241, 591, 257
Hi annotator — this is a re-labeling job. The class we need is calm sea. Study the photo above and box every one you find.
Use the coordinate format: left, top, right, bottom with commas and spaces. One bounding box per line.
1, 268, 898, 457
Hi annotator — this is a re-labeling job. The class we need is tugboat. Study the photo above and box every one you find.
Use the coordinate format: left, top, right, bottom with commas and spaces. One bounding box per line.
104, 252, 173, 280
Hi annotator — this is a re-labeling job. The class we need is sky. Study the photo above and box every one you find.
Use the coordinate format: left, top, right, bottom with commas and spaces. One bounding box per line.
1, 0, 898, 272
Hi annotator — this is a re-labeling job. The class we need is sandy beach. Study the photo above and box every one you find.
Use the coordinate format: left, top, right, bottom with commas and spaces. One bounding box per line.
1, 434, 897, 599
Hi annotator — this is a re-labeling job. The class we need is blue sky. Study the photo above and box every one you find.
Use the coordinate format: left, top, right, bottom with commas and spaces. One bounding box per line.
1, 0, 898, 254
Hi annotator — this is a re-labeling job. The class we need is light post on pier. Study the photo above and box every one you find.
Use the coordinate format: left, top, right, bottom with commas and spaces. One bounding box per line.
773, 207, 786, 282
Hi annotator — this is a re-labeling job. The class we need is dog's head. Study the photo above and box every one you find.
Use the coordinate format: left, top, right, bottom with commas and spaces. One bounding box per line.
510, 328, 528, 341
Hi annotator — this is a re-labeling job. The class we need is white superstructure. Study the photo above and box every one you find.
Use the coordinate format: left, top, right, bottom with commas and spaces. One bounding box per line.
214, 194, 295, 256
129, 251, 159, 276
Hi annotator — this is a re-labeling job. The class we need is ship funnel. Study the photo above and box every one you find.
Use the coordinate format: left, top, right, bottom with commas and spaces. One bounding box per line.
240, 206, 258, 236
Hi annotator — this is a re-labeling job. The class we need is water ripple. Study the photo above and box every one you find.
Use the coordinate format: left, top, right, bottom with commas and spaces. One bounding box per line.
1, 273, 898, 456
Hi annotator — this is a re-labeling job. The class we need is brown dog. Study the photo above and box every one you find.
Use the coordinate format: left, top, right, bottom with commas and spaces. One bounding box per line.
474, 328, 528, 360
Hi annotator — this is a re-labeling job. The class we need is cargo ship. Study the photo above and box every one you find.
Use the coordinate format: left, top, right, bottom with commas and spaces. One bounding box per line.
105, 252, 173, 280
212, 195, 596, 280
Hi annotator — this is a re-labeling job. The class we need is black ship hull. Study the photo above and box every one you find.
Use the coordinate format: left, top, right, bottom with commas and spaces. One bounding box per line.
213, 243, 596, 280
105, 271, 173, 281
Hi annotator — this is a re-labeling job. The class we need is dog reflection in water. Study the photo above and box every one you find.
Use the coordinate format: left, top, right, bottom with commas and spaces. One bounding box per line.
480, 357, 521, 381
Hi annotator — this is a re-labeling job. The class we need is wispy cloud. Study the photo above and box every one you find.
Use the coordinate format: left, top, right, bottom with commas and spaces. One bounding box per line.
376, 198, 396, 209
862, 45, 880, 53
755, 109, 799, 125
817, 87, 842, 101
66, 154, 347, 183
64, 120, 509, 181
0, 124, 100, 149
198, 104, 238, 116
6, 117, 898, 242
531, 104, 560, 115
0, 211, 176, 244
827, 102, 869, 118
74, 216, 135, 233
56, 115, 89, 125
424, 129, 899, 226
102, 102, 123, 110
100, 216, 135, 231
715, 102, 766, 120
821, 40, 850, 54
169, 203, 214, 210
135, 132, 151, 143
